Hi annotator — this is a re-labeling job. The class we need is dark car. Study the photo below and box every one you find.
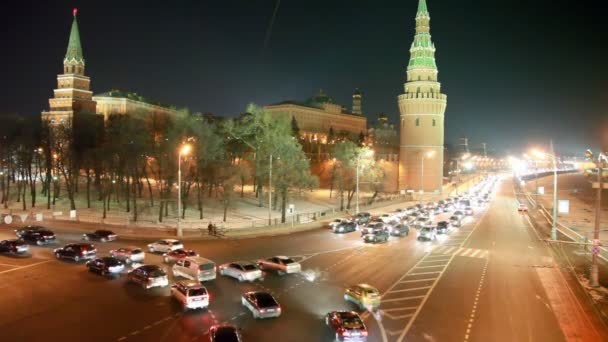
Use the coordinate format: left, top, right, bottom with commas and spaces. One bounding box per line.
449, 215, 462, 227
15, 225, 46, 238
86, 257, 125, 277
19, 229, 56, 245
127, 265, 169, 289
436, 221, 450, 234
353, 212, 371, 225
333, 222, 357, 234
162, 248, 199, 263
326, 311, 368, 342
241, 291, 281, 319
82, 230, 117, 242
360, 222, 384, 236
363, 229, 389, 243
387, 223, 410, 237
54, 243, 97, 262
209, 324, 243, 342
0, 239, 29, 254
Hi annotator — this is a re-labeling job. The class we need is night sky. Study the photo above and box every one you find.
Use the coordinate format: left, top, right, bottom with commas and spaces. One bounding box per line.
2, 0, 607, 154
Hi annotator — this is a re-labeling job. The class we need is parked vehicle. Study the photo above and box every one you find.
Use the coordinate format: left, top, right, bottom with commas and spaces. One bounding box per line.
257, 256, 301, 275
147, 239, 184, 253
417, 226, 437, 241
0, 239, 29, 255
86, 257, 125, 277
344, 284, 381, 310
209, 324, 243, 342
219, 261, 263, 282
171, 280, 210, 310
173, 256, 216, 282
110, 246, 145, 264
127, 265, 169, 289
54, 243, 97, 262
363, 229, 389, 243
241, 291, 281, 319
163, 249, 199, 263
82, 230, 117, 242
19, 229, 56, 246
325, 311, 368, 342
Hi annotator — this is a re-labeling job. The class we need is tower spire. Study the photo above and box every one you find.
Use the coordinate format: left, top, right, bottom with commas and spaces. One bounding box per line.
417, 0, 429, 17
64, 8, 84, 71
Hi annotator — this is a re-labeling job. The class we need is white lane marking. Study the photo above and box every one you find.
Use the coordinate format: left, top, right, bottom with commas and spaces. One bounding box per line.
469, 249, 481, 258
445, 246, 457, 254
382, 295, 426, 303
0, 263, 20, 267
413, 264, 446, 269
0, 260, 52, 275
382, 306, 419, 312
399, 278, 437, 283
117, 337, 127, 342
387, 286, 432, 293
409, 271, 442, 276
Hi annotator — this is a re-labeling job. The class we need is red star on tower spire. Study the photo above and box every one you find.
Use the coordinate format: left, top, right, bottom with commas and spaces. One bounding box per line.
73, 8, 78, 16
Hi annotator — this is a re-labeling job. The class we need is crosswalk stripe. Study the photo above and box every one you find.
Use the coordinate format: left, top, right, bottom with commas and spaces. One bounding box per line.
382, 295, 426, 303
387, 286, 432, 293
399, 278, 437, 283
470, 249, 481, 258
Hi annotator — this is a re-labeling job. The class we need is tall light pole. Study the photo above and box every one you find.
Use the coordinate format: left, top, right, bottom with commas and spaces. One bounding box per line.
586, 149, 606, 287
268, 154, 272, 225
355, 148, 374, 215
177, 144, 191, 237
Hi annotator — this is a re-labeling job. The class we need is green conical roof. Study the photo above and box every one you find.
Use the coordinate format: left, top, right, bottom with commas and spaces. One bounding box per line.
65, 9, 84, 63
417, 0, 429, 17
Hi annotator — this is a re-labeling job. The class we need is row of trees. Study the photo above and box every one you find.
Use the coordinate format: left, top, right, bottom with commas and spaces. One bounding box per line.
0, 104, 382, 224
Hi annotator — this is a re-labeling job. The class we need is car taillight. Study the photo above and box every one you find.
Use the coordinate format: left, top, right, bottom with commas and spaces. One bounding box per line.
260, 309, 266, 313
362, 331, 368, 336
341, 330, 351, 337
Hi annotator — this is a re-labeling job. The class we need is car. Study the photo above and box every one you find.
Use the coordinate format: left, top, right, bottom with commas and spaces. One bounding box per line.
518, 203, 528, 212
363, 229, 389, 243
329, 218, 351, 230
15, 225, 46, 238
353, 212, 371, 225
418, 226, 437, 241
257, 256, 301, 275
171, 280, 210, 310
378, 213, 394, 223
209, 324, 243, 342
325, 311, 368, 342
392, 208, 407, 218
344, 284, 381, 310
127, 265, 169, 289
54, 243, 97, 262
465, 206, 474, 216
241, 291, 281, 319
453, 210, 465, 219
405, 206, 417, 215
426, 202, 437, 209
173, 256, 216, 282
413, 217, 432, 229
163, 248, 199, 263
86, 257, 125, 277
385, 222, 410, 237
219, 261, 263, 282
0, 239, 29, 255
82, 230, 117, 242
110, 246, 145, 264
436, 221, 450, 234
147, 239, 184, 253
19, 229, 56, 245
360, 222, 384, 236
449, 215, 462, 227
333, 221, 358, 234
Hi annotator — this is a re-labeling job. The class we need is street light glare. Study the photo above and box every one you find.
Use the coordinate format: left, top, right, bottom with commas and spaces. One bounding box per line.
531, 149, 546, 159
180, 144, 191, 155
426, 151, 435, 158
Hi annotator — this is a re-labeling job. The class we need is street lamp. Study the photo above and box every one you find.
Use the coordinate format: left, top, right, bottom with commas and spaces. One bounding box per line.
355, 148, 374, 214
586, 149, 607, 287
530, 146, 558, 240
419, 151, 435, 203
177, 144, 191, 237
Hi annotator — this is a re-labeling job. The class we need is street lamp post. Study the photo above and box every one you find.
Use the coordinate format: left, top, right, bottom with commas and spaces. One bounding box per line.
177, 144, 191, 237
587, 149, 607, 287
269, 154, 272, 225
532, 147, 558, 240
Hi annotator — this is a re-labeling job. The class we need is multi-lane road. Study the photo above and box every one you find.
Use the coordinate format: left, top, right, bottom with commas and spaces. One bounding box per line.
0, 177, 605, 341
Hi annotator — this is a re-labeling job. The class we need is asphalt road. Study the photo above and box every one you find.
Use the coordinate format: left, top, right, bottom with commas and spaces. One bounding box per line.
0, 177, 603, 342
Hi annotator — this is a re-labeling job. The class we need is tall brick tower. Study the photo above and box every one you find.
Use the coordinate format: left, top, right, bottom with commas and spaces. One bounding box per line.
398, 0, 447, 193
42, 8, 97, 126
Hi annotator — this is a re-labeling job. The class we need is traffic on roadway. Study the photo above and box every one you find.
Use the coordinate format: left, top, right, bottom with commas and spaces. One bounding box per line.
0, 177, 500, 341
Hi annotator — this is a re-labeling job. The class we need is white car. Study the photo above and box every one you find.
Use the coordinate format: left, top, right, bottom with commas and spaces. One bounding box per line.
257, 256, 301, 275
329, 218, 351, 230
171, 280, 210, 310
147, 239, 184, 253
219, 261, 263, 282
518, 203, 528, 212
110, 247, 145, 264
379, 214, 394, 223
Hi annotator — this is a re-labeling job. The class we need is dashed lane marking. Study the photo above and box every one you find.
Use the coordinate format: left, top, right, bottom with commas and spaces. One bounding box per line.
464, 257, 489, 342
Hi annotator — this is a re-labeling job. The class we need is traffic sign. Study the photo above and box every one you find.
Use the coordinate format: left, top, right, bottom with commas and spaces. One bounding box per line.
592, 246, 601, 255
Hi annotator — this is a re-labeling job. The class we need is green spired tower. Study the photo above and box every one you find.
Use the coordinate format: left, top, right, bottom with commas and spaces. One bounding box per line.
42, 8, 97, 126
398, 0, 447, 193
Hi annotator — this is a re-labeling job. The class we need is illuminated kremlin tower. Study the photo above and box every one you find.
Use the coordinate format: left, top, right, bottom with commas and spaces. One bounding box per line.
42, 9, 97, 125
398, 0, 447, 192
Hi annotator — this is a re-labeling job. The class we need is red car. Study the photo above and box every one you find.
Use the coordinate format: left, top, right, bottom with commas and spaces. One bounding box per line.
326, 311, 368, 341
163, 248, 198, 263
